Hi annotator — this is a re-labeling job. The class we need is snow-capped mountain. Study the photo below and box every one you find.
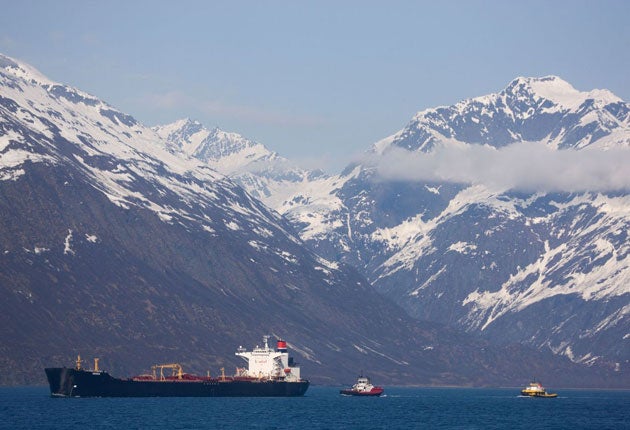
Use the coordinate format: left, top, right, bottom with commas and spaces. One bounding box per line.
4, 54, 602, 387
381, 76, 628, 153
153, 119, 359, 256
232, 76, 629, 373
154, 119, 328, 209
153, 118, 277, 172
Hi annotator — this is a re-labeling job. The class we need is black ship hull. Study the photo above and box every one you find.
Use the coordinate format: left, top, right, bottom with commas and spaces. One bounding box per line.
45, 368, 310, 397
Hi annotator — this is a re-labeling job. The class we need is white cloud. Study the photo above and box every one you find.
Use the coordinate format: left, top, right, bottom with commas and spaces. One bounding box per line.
365, 142, 630, 193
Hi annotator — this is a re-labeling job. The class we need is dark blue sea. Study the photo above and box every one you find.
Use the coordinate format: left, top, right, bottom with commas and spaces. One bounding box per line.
1, 386, 628, 429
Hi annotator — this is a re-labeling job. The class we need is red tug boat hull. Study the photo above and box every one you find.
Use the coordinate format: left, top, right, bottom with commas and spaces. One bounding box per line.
339, 387, 384, 396
340, 374, 384, 396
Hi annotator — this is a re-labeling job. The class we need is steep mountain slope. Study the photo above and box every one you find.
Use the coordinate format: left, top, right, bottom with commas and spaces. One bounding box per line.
205, 76, 629, 375
2, 54, 609, 387
362, 77, 630, 371
154, 119, 354, 258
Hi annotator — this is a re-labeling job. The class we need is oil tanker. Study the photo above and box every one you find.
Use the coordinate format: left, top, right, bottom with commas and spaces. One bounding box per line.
45, 336, 309, 397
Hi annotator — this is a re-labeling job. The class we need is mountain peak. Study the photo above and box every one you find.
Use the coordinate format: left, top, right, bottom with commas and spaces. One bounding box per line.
154, 118, 202, 136
154, 119, 279, 169
0, 53, 56, 87
1, 52, 120, 114
175, 117, 200, 128
508, 75, 570, 88
504, 75, 622, 110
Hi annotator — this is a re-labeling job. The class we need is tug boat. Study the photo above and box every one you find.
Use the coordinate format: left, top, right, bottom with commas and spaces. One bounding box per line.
45, 336, 309, 397
520, 381, 557, 398
340, 375, 384, 396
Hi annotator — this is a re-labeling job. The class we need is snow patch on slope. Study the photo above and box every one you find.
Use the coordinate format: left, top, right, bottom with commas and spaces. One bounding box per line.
463, 193, 630, 331
528, 76, 621, 110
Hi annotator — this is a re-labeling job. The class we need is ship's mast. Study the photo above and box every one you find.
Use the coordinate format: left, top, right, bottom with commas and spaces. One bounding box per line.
263, 335, 270, 350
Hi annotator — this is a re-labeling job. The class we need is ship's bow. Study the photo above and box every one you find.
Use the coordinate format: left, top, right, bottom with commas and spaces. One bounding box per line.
45, 368, 74, 397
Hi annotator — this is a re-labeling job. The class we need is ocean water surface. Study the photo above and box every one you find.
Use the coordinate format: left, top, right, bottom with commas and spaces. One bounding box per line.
0, 386, 628, 429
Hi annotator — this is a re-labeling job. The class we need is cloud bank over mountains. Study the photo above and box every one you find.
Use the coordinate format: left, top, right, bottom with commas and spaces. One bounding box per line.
367, 143, 630, 193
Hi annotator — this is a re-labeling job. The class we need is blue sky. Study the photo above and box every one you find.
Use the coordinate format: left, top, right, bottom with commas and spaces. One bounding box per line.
1, 0, 628, 173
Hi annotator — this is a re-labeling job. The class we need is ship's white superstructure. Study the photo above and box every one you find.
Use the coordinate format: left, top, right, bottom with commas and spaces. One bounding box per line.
235, 336, 302, 381
352, 376, 375, 392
